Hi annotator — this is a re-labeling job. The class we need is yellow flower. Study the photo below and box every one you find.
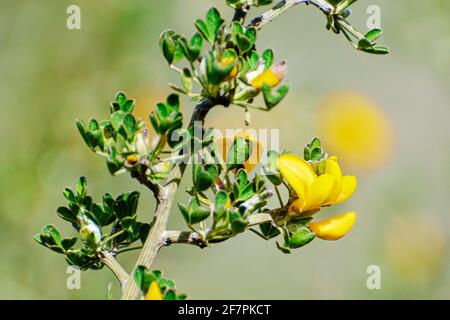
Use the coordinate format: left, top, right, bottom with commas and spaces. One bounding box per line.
385, 217, 446, 282
317, 91, 394, 172
309, 212, 356, 240
276, 153, 357, 214
145, 281, 163, 300
215, 130, 264, 172
247, 61, 287, 90
276, 153, 357, 241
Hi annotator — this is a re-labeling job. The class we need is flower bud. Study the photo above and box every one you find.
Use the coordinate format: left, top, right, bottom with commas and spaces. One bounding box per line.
135, 132, 149, 158
80, 221, 102, 248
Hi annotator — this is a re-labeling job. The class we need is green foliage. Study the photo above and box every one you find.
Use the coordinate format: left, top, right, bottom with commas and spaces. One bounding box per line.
149, 94, 183, 135
303, 137, 327, 162
35, 177, 151, 270
135, 266, 187, 300
178, 135, 273, 243
262, 83, 290, 109
35, 0, 389, 297
276, 221, 315, 254
321, 0, 389, 55
195, 7, 225, 43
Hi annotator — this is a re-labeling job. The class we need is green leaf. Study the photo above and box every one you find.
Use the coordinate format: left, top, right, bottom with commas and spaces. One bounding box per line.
159, 31, 184, 64
121, 99, 135, 113
63, 188, 77, 206
260, 221, 280, 239
248, 51, 259, 70
195, 19, 210, 41
111, 110, 126, 132
113, 197, 129, 220
289, 227, 315, 249
206, 7, 224, 41
365, 28, 383, 42
56, 206, 77, 223
193, 165, 214, 192
164, 290, 176, 300
115, 92, 127, 105
180, 68, 193, 93
61, 237, 77, 251
357, 38, 373, 50
232, 22, 257, 53
178, 203, 190, 225
262, 83, 290, 109
227, 137, 252, 170
196, 7, 224, 43
123, 114, 137, 138
190, 206, 210, 225
214, 191, 228, 219
179, 34, 203, 62
262, 49, 274, 68
91, 203, 115, 226
360, 45, 389, 55
76, 176, 87, 200
76, 119, 95, 150
134, 265, 148, 292
42, 224, 62, 246
264, 150, 283, 185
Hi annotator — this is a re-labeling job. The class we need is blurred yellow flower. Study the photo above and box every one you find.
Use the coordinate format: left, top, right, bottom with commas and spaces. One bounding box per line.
317, 91, 394, 172
385, 217, 446, 282
132, 88, 168, 128
276, 153, 357, 240
145, 281, 163, 300
215, 130, 264, 172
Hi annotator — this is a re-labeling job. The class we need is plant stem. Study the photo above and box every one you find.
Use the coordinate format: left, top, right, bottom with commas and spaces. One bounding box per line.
247, 0, 332, 30
98, 251, 129, 288
275, 185, 284, 207
121, 98, 227, 300
161, 230, 208, 248
232, 5, 249, 23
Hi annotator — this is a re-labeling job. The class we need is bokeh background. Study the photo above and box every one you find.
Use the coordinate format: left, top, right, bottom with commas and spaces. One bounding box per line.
0, 0, 449, 299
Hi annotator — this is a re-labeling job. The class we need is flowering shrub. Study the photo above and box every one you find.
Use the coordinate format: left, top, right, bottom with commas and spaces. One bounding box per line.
35, 0, 388, 299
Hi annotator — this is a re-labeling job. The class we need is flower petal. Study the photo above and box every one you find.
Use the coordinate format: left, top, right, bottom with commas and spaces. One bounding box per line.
335, 175, 357, 204
325, 158, 342, 180
302, 174, 337, 212
309, 212, 356, 240
276, 154, 316, 202
251, 69, 281, 90
145, 281, 163, 300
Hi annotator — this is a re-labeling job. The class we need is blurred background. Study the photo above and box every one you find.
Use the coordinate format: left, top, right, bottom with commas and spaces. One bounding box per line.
0, 0, 449, 299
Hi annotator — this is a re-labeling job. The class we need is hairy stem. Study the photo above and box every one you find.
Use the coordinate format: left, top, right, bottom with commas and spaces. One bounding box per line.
98, 251, 129, 288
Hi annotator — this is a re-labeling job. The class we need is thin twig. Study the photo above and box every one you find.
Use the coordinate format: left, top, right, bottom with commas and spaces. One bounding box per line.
247, 0, 332, 30
161, 230, 208, 248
